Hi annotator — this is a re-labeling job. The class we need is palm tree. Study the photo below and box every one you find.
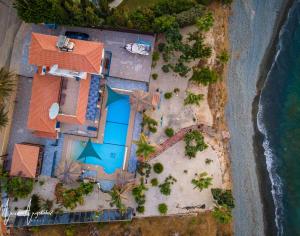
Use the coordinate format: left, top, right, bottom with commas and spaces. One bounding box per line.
0, 67, 15, 103
0, 105, 8, 128
108, 183, 135, 214
134, 133, 156, 161
191, 172, 213, 191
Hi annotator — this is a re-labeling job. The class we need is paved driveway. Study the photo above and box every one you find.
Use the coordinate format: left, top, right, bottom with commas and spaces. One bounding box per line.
11, 24, 155, 82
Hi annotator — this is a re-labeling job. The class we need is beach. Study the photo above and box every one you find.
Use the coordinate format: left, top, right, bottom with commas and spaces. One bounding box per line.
226, 0, 292, 235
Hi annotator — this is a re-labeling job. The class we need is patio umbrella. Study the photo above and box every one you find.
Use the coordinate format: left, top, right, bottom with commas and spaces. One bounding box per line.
56, 160, 81, 184
77, 138, 102, 162
129, 90, 153, 112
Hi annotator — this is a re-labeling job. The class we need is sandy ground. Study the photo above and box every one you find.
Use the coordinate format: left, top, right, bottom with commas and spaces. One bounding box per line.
141, 140, 222, 216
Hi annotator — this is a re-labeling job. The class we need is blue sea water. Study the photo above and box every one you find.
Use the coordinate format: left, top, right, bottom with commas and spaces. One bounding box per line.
258, 1, 300, 235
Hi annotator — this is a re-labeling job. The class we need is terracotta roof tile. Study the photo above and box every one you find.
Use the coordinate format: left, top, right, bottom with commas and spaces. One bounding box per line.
10, 144, 40, 178
27, 73, 61, 134
29, 33, 104, 74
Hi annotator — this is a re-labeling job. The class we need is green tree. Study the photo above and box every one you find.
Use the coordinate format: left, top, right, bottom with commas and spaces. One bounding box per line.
153, 163, 164, 174
153, 15, 177, 33
211, 188, 235, 209
191, 172, 213, 191
165, 127, 174, 137
190, 67, 219, 86
7, 177, 34, 198
212, 206, 232, 224
108, 186, 127, 214
196, 12, 214, 32
135, 133, 155, 161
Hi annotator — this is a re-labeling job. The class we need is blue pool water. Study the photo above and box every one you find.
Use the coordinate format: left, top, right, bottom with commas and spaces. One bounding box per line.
73, 95, 130, 174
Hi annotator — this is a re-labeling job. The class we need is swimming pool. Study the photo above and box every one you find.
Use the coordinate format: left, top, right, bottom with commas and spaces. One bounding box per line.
73, 95, 130, 174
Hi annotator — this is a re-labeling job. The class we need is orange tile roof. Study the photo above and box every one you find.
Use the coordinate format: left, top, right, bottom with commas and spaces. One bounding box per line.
10, 144, 40, 178
29, 33, 104, 74
27, 73, 61, 134
57, 75, 90, 125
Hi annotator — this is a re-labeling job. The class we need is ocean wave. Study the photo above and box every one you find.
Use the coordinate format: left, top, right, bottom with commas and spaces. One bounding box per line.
257, 103, 284, 236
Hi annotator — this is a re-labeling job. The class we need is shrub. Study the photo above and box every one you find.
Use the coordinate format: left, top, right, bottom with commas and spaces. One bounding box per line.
190, 67, 219, 86
196, 12, 214, 32
137, 162, 152, 178
184, 130, 208, 158
171, 62, 191, 77
152, 51, 160, 67
184, 92, 204, 105
158, 203, 168, 215
6, 177, 34, 198
136, 205, 145, 213
175, 4, 205, 27
158, 43, 166, 52
142, 114, 158, 133
217, 0, 233, 5
153, 163, 164, 174
197, 0, 213, 5
151, 178, 159, 186
211, 188, 235, 209
30, 194, 41, 214
191, 172, 213, 191
165, 127, 174, 137
174, 88, 180, 93
152, 73, 158, 80
64, 225, 75, 236
159, 175, 177, 196
162, 64, 170, 73
164, 92, 173, 99
217, 50, 230, 64
212, 206, 232, 224
153, 15, 177, 33
205, 158, 213, 164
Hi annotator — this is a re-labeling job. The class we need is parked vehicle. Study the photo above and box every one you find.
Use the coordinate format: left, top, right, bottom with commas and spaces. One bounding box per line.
65, 31, 89, 40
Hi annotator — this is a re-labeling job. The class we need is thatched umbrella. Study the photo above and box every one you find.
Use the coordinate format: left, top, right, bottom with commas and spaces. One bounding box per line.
56, 160, 81, 184
130, 90, 158, 112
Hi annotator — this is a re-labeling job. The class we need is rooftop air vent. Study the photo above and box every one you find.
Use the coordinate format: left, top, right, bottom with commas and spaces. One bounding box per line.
56, 35, 75, 52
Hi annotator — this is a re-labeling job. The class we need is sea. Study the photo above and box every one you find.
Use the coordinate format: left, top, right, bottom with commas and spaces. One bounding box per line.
257, 1, 300, 235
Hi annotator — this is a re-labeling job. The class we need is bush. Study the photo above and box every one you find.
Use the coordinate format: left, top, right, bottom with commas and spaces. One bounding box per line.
152, 51, 160, 67
6, 177, 34, 198
30, 194, 41, 214
164, 92, 173, 99
159, 175, 177, 196
184, 130, 208, 158
171, 62, 191, 77
153, 15, 177, 33
136, 205, 145, 213
190, 67, 219, 86
196, 12, 214, 32
217, 50, 230, 64
217, 0, 233, 5
212, 206, 232, 224
211, 188, 235, 209
152, 73, 158, 80
137, 162, 152, 178
174, 88, 180, 93
162, 64, 170, 73
175, 4, 205, 27
158, 43, 166, 52
153, 163, 164, 174
151, 178, 159, 186
165, 127, 174, 137
158, 203, 168, 215
142, 114, 158, 133
205, 158, 213, 164
197, 0, 213, 5
184, 92, 204, 105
